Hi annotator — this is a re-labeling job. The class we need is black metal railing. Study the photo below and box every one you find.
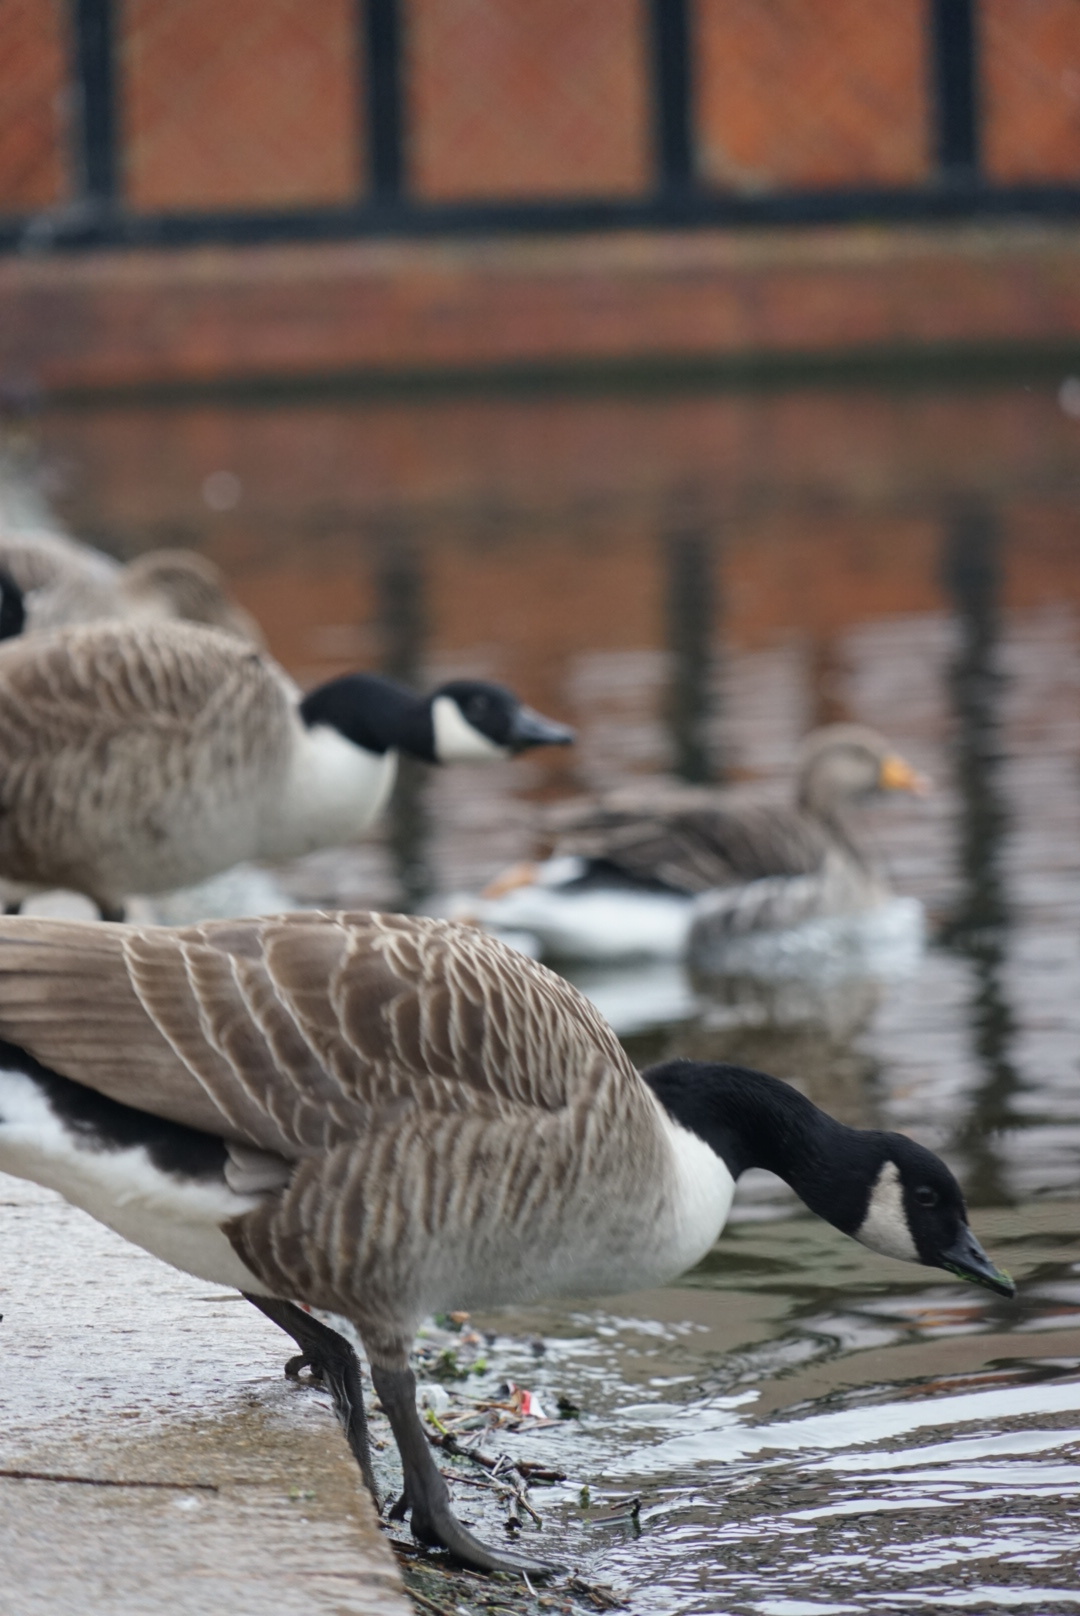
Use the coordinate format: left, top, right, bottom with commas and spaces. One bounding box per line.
4, 0, 1078, 254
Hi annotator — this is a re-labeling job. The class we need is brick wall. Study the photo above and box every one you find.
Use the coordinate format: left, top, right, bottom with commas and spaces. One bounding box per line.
3, 1, 1080, 215
0, 0, 69, 210
695, 0, 925, 191
121, 0, 361, 210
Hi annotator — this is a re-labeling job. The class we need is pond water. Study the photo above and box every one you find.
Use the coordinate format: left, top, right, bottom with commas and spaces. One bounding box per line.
19, 367, 1080, 1610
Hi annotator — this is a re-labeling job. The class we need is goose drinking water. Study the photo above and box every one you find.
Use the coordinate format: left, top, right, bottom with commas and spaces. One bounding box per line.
0, 910, 1011, 1574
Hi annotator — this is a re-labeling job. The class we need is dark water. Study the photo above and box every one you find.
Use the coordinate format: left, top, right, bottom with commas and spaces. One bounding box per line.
23, 371, 1080, 1610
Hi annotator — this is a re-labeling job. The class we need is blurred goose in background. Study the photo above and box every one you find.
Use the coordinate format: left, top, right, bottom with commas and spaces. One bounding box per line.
466, 725, 928, 964
0, 910, 1012, 1573
0, 525, 261, 642
0, 620, 573, 920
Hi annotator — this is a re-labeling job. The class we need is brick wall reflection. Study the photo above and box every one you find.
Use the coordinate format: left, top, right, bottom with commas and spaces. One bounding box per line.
39, 380, 1080, 697
26, 379, 1080, 897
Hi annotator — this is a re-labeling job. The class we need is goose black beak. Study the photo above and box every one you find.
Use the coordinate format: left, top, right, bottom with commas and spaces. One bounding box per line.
508, 706, 576, 753
939, 1226, 1015, 1298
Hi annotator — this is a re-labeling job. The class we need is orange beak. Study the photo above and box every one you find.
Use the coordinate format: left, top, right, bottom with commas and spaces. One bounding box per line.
480, 861, 540, 899
879, 754, 931, 796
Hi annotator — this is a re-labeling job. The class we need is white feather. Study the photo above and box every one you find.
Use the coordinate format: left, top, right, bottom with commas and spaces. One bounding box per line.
0, 1068, 271, 1293
855, 1160, 918, 1262
267, 723, 398, 856
431, 696, 508, 762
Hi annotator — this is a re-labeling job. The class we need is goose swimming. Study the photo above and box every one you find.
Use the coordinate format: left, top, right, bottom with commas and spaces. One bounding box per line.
0, 910, 1012, 1574
0, 526, 260, 641
0, 620, 573, 919
468, 724, 928, 963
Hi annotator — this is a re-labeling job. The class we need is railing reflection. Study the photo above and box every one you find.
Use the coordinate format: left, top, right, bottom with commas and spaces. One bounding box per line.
663, 508, 720, 785
939, 499, 1019, 1205
376, 525, 432, 911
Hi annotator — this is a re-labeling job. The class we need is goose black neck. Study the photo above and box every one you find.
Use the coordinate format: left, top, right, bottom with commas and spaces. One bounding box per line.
642, 1058, 884, 1234
299, 674, 435, 760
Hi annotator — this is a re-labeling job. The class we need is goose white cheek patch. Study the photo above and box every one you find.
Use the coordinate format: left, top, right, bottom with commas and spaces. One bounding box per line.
855, 1160, 919, 1263
432, 696, 508, 762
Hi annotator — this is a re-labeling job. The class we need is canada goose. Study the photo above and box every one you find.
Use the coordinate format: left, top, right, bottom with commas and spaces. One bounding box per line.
0, 620, 574, 919
0, 911, 1012, 1574
0, 526, 260, 642
467, 725, 928, 963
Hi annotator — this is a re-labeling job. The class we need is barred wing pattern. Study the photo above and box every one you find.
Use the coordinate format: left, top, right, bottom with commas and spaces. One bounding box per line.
0, 624, 294, 895
552, 800, 836, 894
0, 912, 657, 1355
0, 911, 636, 1148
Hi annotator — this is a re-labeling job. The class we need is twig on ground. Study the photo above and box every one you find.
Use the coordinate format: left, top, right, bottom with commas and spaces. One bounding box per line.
408, 1589, 459, 1616
566, 1575, 626, 1610
427, 1429, 565, 1483
0, 1468, 218, 1491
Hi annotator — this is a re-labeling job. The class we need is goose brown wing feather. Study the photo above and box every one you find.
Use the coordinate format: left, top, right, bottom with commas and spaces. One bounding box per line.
0, 623, 293, 894
553, 802, 833, 894
0, 620, 285, 750
0, 911, 637, 1156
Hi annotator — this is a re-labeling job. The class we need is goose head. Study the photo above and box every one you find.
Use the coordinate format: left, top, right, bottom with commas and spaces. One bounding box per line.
300, 672, 574, 763
644, 1059, 1014, 1298
429, 680, 575, 762
796, 724, 929, 819
120, 549, 265, 645
847, 1134, 1013, 1295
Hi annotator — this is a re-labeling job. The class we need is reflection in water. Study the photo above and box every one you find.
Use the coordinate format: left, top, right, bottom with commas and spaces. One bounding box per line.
376, 527, 432, 911
663, 510, 719, 785
939, 502, 1020, 1206
621, 973, 882, 1133
807, 630, 853, 729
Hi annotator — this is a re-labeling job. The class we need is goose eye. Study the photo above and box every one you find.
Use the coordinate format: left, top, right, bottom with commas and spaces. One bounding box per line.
914, 1186, 938, 1208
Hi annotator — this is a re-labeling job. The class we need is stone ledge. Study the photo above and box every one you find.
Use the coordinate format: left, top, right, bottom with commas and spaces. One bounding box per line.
3, 222, 1080, 397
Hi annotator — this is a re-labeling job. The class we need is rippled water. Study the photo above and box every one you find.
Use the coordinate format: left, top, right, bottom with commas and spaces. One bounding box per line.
20, 373, 1080, 1609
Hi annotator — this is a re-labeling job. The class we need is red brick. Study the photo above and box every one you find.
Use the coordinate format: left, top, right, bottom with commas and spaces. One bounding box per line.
0, 0, 68, 211
694, 0, 926, 190
120, 0, 361, 210
982, 0, 1080, 183
406, 0, 650, 200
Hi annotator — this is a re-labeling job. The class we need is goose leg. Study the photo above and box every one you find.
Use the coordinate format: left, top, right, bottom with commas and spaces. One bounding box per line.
369, 1362, 560, 1578
244, 1294, 377, 1499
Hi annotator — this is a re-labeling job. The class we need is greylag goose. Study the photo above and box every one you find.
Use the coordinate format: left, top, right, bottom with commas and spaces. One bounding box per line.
469, 725, 927, 963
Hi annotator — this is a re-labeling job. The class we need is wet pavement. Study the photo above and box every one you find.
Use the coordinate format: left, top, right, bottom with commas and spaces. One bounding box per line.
0, 1179, 407, 1615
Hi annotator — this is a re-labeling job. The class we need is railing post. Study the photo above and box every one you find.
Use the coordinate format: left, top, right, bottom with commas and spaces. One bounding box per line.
930, 0, 980, 181
363, 0, 405, 201
649, 0, 695, 193
71, 0, 120, 204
